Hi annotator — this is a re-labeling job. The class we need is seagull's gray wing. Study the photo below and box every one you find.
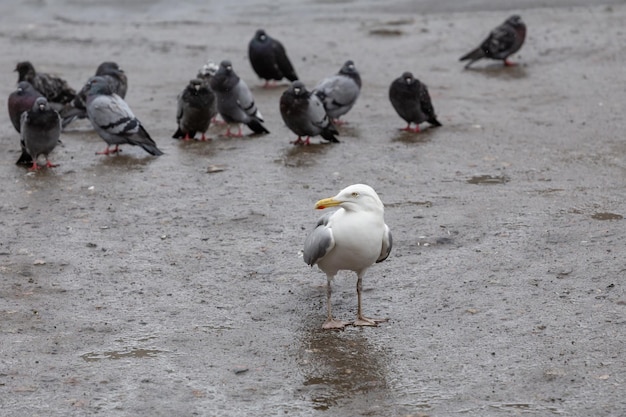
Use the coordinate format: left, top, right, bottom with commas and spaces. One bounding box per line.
303, 211, 336, 266
376, 224, 392, 263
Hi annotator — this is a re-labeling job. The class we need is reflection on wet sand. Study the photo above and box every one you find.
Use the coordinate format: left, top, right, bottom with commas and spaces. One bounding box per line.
463, 63, 528, 80
278, 142, 333, 167
298, 328, 389, 412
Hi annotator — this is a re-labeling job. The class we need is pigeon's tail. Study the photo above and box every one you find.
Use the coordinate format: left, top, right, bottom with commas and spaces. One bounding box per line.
172, 128, 185, 139
321, 129, 340, 143
247, 119, 270, 134
459, 47, 485, 67
428, 118, 443, 128
286, 71, 299, 82
16, 149, 33, 166
131, 125, 164, 155
321, 121, 340, 143
137, 142, 164, 156
60, 106, 87, 128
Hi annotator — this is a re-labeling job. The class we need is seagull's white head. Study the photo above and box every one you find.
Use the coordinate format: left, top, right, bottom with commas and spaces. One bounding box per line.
315, 184, 384, 213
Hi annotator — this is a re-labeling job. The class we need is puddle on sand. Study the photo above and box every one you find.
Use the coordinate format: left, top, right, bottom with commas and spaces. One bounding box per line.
81, 348, 163, 362
591, 212, 623, 221
466, 174, 509, 185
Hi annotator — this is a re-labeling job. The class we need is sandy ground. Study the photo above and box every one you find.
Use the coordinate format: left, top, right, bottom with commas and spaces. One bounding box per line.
1, 1, 625, 416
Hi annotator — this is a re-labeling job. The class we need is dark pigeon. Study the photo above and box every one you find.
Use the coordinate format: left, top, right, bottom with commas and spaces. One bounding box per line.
248, 29, 298, 87
314, 60, 362, 123
209, 60, 269, 137
280, 81, 339, 145
8, 81, 43, 133
459, 15, 526, 68
18, 97, 61, 170
15, 61, 76, 105
84, 76, 163, 156
389, 72, 442, 133
61, 61, 128, 127
173, 79, 217, 141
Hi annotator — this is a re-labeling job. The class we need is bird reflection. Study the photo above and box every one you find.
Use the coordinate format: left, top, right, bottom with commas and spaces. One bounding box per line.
298, 328, 389, 411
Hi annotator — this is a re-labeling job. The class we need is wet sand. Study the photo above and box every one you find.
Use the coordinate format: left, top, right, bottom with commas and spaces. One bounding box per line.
1, 2, 625, 416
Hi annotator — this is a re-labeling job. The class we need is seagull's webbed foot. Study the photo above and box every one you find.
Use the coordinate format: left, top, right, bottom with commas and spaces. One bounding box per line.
322, 318, 351, 330
504, 59, 518, 67
353, 316, 388, 327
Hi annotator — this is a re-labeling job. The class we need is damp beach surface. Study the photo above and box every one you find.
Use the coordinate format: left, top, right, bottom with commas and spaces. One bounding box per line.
1, 1, 625, 416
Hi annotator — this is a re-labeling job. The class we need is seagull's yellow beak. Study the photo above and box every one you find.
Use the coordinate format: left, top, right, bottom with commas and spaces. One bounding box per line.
315, 197, 341, 210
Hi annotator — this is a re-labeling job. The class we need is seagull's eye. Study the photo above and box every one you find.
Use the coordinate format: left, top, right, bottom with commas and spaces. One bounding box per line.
351, 192, 359, 198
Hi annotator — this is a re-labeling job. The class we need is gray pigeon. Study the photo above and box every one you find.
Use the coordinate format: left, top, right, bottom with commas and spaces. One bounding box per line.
314, 60, 362, 123
248, 29, 298, 87
460, 15, 526, 68
61, 61, 128, 127
15, 61, 76, 105
280, 81, 338, 145
173, 79, 217, 141
18, 97, 61, 170
209, 60, 269, 137
8, 81, 43, 133
389, 72, 442, 132
84, 76, 163, 156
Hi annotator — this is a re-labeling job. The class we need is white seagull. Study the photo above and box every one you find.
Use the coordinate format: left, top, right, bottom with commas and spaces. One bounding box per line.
303, 184, 393, 330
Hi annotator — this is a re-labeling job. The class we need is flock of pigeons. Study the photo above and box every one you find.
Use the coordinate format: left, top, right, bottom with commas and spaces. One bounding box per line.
6, 14, 526, 329
7, 15, 525, 173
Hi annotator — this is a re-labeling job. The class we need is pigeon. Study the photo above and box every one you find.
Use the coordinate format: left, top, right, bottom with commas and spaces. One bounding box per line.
314, 60, 362, 124
84, 76, 163, 156
15, 61, 76, 105
209, 60, 269, 137
8, 81, 43, 133
173, 78, 217, 141
459, 15, 526, 68
248, 29, 298, 87
18, 97, 62, 170
388, 72, 442, 132
303, 184, 393, 329
61, 61, 128, 127
280, 81, 339, 145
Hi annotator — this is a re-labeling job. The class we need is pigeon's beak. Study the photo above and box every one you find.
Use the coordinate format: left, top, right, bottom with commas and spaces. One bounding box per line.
38, 103, 45, 111
315, 197, 341, 210
294, 87, 301, 94
194, 84, 200, 91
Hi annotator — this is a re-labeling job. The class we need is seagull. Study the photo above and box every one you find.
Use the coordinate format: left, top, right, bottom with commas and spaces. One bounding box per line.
303, 184, 393, 330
